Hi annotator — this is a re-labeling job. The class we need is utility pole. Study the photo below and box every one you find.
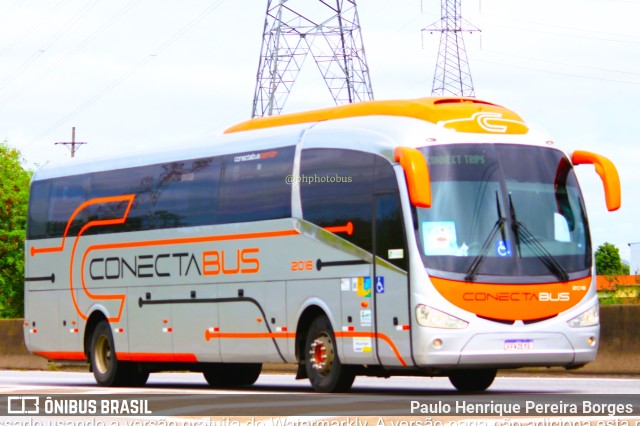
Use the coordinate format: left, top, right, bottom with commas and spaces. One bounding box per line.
252, 0, 374, 117
55, 127, 87, 158
423, 0, 480, 97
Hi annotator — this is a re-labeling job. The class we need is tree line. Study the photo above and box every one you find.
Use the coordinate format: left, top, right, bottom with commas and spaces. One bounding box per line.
0, 141, 31, 318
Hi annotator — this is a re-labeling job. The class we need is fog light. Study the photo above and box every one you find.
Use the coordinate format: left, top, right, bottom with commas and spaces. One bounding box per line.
433, 338, 443, 348
587, 336, 596, 347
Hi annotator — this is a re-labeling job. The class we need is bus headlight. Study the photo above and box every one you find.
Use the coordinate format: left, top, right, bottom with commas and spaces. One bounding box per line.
416, 304, 468, 329
567, 304, 599, 327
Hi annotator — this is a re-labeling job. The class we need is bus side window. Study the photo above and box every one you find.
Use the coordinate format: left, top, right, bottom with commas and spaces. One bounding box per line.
153, 158, 221, 228
300, 148, 374, 253
47, 176, 89, 238
87, 165, 156, 233
27, 180, 52, 240
218, 146, 295, 224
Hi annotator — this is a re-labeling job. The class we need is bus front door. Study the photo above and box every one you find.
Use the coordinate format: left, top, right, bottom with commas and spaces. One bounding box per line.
373, 193, 412, 368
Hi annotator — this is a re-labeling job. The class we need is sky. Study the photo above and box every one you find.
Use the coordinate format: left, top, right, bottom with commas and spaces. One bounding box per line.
1, 0, 639, 261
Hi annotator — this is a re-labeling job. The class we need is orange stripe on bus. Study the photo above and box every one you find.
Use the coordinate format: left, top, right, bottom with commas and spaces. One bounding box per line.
30, 195, 136, 321
116, 352, 198, 362
323, 221, 354, 236
204, 330, 295, 340
30, 195, 136, 257
335, 331, 407, 367
83, 228, 299, 253
203, 329, 407, 367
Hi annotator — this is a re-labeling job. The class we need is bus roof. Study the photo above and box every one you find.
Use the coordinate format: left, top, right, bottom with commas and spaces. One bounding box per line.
32, 97, 537, 182
225, 97, 529, 135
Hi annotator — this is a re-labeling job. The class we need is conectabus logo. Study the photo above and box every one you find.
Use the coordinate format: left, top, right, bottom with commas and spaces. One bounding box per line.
88, 247, 260, 281
462, 292, 571, 302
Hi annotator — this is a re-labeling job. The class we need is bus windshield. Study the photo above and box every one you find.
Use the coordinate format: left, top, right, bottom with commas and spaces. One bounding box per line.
415, 143, 591, 283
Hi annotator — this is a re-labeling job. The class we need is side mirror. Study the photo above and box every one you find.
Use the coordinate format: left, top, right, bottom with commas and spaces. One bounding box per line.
394, 147, 431, 208
571, 150, 621, 212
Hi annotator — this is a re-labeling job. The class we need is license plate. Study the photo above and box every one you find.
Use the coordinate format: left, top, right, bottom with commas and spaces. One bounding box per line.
504, 339, 534, 351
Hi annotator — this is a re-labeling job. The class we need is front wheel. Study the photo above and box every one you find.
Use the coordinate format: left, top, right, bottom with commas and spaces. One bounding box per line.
304, 315, 355, 392
448, 368, 497, 392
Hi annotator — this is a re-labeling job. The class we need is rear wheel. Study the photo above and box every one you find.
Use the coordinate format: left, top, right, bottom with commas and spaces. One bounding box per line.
90, 321, 126, 386
448, 369, 497, 392
90, 321, 148, 387
203, 363, 262, 387
304, 315, 355, 392
125, 364, 150, 387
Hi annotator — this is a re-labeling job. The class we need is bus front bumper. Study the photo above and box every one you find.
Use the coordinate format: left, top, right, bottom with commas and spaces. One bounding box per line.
413, 329, 599, 369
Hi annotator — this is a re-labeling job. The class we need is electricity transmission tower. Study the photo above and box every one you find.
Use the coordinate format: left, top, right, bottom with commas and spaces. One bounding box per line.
252, 0, 374, 117
423, 0, 480, 97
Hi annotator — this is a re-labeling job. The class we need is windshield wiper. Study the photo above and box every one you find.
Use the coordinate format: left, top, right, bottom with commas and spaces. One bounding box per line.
465, 191, 507, 282
509, 194, 570, 282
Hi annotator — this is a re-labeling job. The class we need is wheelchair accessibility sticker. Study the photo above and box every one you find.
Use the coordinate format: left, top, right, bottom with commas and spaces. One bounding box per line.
495, 240, 512, 257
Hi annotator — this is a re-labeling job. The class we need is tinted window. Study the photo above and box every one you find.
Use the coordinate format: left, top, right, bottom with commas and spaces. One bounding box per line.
218, 147, 294, 224
152, 158, 220, 228
86, 164, 156, 233
48, 177, 89, 237
28, 177, 91, 239
374, 156, 407, 270
300, 149, 374, 252
86, 158, 222, 234
27, 146, 294, 239
27, 180, 51, 240
374, 155, 398, 193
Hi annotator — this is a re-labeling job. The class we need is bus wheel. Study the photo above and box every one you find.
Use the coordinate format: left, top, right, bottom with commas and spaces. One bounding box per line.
448, 369, 497, 392
125, 364, 150, 387
203, 363, 262, 387
90, 321, 145, 387
304, 315, 355, 392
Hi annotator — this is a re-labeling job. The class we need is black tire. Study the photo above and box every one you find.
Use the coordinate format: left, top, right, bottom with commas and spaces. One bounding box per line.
203, 363, 262, 387
304, 315, 355, 393
90, 321, 148, 387
124, 364, 150, 387
448, 369, 497, 392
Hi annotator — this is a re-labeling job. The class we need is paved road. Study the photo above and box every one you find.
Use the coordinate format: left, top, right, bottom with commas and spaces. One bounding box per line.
1, 371, 639, 417
1, 370, 639, 394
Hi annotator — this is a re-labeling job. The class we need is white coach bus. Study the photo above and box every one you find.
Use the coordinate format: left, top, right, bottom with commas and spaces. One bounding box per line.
24, 97, 620, 392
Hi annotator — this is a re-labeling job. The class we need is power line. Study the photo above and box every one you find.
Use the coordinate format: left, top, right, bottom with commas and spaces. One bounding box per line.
484, 20, 640, 46
482, 49, 640, 78
0, 0, 69, 58
0, 0, 143, 108
481, 12, 640, 42
0, 0, 99, 93
28, 55, 156, 146
472, 57, 640, 86
0, 0, 27, 29
27, 0, 226, 146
